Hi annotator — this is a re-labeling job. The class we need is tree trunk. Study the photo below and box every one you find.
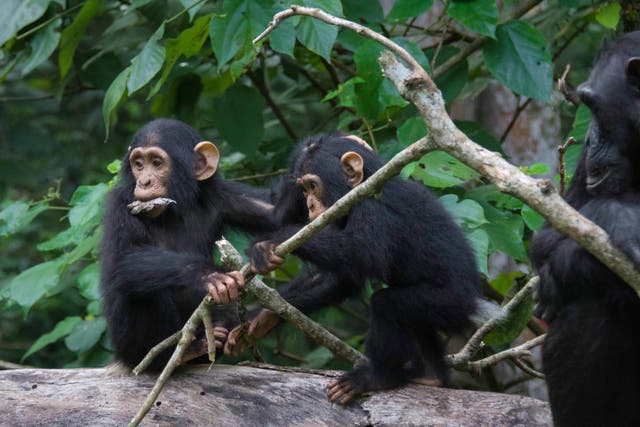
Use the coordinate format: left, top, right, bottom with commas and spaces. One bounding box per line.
0, 364, 551, 426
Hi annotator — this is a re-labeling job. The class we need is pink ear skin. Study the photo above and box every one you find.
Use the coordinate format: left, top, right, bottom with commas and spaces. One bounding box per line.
194, 141, 220, 181
340, 151, 364, 187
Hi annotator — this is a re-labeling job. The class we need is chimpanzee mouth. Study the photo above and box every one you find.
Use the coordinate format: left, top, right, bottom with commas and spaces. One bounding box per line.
586, 169, 611, 190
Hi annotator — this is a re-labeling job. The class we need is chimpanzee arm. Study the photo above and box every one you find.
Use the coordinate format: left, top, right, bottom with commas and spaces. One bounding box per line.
277, 267, 361, 314
217, 180, 277, 233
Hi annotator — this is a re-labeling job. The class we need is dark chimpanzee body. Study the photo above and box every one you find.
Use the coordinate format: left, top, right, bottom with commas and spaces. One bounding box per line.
100, 118, 274, 371
233, 134, 483, 404
530, 32, 640, 427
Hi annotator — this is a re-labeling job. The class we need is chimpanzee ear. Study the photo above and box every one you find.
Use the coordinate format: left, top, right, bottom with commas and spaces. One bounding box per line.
340, 151, 364, 187
626, 57, 640, 85
344, 134, 373, 151
194, 141, 219, 181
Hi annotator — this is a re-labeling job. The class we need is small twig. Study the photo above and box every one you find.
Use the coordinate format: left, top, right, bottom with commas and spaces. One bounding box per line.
0, 360, 31, 370
447, 277, 537, 367
512, 357, 545, 379
499, 97, 532, 144
247, 70, 298, 140
133, 331, 182, 376
557, 65, 580, 106
467, 334, 545, 372
558, 136, 576, 196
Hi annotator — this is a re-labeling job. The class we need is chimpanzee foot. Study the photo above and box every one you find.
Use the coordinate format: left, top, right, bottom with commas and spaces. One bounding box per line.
410, 377, 443, 387
327, 374, 365, 405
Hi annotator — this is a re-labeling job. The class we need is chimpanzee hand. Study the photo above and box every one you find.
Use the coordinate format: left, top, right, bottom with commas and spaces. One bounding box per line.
204, 271, 245, 304
250, 241, 285, 274
224, 309, 281, 356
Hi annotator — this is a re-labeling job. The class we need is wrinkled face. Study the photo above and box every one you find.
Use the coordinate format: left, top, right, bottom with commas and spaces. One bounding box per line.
577, 53, 640, 194
129, 146, 172, 217
296, 173, 327, 221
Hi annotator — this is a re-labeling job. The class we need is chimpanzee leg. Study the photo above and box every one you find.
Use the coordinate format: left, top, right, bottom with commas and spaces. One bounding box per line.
328, 285, 469, 404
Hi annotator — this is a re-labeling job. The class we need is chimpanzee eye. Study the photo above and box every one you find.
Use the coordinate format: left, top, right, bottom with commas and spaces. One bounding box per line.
134, 159, 143, 169
309, 181, 316, 191
152, 158, 163, 168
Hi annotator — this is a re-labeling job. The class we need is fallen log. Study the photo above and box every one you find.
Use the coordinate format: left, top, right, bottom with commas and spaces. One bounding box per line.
0, 364, 551, 426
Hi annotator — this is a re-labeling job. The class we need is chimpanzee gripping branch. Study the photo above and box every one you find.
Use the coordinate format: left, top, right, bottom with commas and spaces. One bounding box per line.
256, 6, 640, 293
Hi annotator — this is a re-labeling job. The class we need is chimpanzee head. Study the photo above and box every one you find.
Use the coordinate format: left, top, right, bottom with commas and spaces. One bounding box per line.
121, 118, 220, 217
577, 31, 640, 195
280, 133, 379, 222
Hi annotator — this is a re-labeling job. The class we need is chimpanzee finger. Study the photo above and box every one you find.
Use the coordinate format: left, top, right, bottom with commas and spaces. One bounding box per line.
223, 276, 239, 302
207, 283, 221, 304
226, 271, 245, 288
213, 326, 228, 340
215, 282, 230, 304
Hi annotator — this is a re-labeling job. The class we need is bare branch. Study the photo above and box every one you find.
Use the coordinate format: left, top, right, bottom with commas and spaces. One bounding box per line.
558, 136, 577, 196
467, 335, 545, 372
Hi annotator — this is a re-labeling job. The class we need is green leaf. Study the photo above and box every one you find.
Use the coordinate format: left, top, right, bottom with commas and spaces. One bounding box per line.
521, 204, 545, 232
210, 0, 278, 67
102, 67, 130, 140
303, 347, 334, 369
467, 228, 490, 276
397, 117, 427, 148
448, 0, 497, 38
296, 0, 343, 60
128, 24, 165, 95
149, 16, 210, 98
21, 18, 61, 76
78, 262, 101, 300
483, 20, 552, 101
68, 183, 108, 228
211, 84, 264, 155
407, 151, 480, 188
22, 316, 83, 361
0, 200, 48, 237
0, 0, 50, 47
8, 260, 62, 309
59, 0, 103, 79
568, 103, 592, 142
481, 204, 527, 261
429, 45, 468, 103
595, 2, 621, 30
490, 271, 525, 295
387, 0, 433, 21
37, 226, 83, 251
439, 194, 489, 229
484, 293, 534, 345
353, 40, 384, 118
455, 120, 503, 154
65, 317, 107, 353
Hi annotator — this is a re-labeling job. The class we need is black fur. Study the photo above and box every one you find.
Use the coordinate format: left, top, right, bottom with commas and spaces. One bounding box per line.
253, 134, 481, 394
530, 32, 640, 427
100, 118, 274, 371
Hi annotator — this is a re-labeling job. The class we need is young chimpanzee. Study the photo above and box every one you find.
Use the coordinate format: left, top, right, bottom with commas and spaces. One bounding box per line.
228, 133, 483, 404
100, 118, 275, 371
530, 32, 640, 427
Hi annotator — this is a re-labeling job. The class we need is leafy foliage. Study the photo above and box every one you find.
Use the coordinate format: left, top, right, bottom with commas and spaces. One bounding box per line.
0, 0, 615, 390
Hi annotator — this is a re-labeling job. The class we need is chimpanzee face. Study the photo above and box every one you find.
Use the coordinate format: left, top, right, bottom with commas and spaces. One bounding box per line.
296, 174, 326, 221
127, 141, 219, 218
577, 40, 640, 195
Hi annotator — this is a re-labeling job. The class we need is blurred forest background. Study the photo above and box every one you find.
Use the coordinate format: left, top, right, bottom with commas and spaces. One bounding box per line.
0, 0, 635, 400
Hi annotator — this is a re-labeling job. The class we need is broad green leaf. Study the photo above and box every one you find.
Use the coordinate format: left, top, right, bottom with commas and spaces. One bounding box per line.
343, 0, 384, 24
387, 0, 433, 21
448, 0, 497, 38
0, 200, 48, 237
8, 260, 63, 309
481, 203, 527, 261
59, 0, 103, 79
408, 151, 480, 188
521, 204, 545, 232
22, 316, 83, 361
490, 271, 525, 295
128, 24, 165, 95
210, 0, 279, 67
211, 84, 264, 155
21, 18, 61, 76
321, 76, 364, 102
77, 262, 100, 301
107, 159, 121, 174
149, 16, 210, 97
439, 194, 489, 229
296, 0, 343, 60
483, 20, 552, 101
397, 117, 427, 149
0, 0, 50, 47
522, 163, 550, 175
484, 293, 534, 345
456, 120, 503, 153
68, 183, 108, 228
568, 103, 592, 141
467, 228, 490, 276
303, 347, 334, 369
64, 229, 101, 264
353, 40, 384, 118
595, 2, 621, 30
65, 317, 107, 353
102, 67, 130, 140
37, 226, 84, 251
429, 45, 468, 103
394, 37, 431, 73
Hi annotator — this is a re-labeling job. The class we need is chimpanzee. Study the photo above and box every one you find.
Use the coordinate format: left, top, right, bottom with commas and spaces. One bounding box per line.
227, 133, 483, 404
530, 32, 640, 427
100, 118, 276, 371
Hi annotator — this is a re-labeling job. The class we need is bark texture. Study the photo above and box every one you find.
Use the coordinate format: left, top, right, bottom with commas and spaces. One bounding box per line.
0, 365, 551, 426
